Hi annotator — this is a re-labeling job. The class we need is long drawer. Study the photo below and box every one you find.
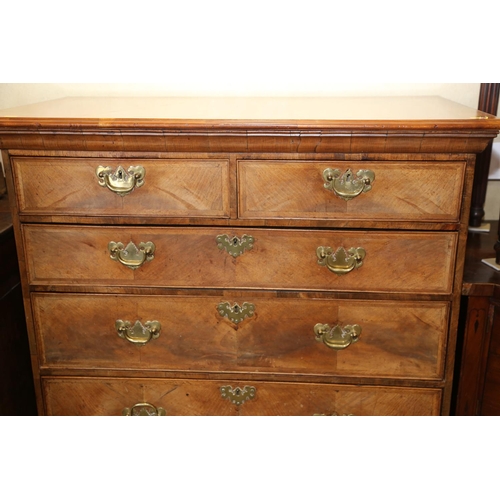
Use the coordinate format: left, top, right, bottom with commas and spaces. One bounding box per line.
42, 377, 443, 416
23, 225, 457, 293
238, 160, 466, 222
12, 157, 230, 218
33, 293, 449, 379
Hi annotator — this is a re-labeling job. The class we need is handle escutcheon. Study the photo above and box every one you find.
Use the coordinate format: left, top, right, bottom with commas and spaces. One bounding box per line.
220, 386, 256, 405
216, 234, 254, 257
314, 323, 362, 350
217, 301, 255, 325
108, 241, 155, 270
122, 403, 166, 416
323, 168, 375, 201
116, 320, 161, 345
96, 165, 145, 197
317, 246, 366, 275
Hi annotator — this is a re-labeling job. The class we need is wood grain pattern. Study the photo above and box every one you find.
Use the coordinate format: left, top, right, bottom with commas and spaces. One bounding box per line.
33, 293, 448, 380
1, 97, 498, 154
13, 157, 230, 218
239, 160, 465, 222
0, 131, 495, 155
2, 96, 496, 416
42, 376, 442, 416
23, 225, 457, 294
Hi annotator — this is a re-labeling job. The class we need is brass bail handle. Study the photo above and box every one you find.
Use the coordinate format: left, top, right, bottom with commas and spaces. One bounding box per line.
314, 323, 362, 350
122, 403, 166, 416
96, 165, 146, 197
108, 241, 155, 270
115, 320, 161, 345
323, 168, 375, 201
316, 246, 366, 275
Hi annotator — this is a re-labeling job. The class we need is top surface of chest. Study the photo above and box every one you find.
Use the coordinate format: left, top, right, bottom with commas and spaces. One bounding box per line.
0, 95, 497, 124
1, 96, 498, 156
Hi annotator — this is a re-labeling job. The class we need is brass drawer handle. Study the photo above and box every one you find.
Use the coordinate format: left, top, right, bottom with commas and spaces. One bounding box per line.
316, 246, 365, 275
220, 385, 256, 405
314, 323, 361, 350
122, 403, 166, 416
116, 320, 161, 345
96, 165, 145, 196
216, 234, 254, 257
217, 301, 255, 324
108, 240, 155, 270
323, 168, 374, 201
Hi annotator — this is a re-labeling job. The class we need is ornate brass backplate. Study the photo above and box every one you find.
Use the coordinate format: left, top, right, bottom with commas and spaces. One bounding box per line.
316, 246, 366, 275
314, 323, 362, 350
108, 241, 155, 270
96, 165, 145, 196
220, 386, 256, 405
122, 403, 166, 416
217, 301, 255, 324
115, 320, 161, 345
323, 168, 375, 201
216, 234, 254, 257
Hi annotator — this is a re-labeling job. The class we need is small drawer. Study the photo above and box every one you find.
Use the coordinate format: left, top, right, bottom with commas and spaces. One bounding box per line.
42, 377, 442, 416
24, 225, 457, 294
33, 293, 449, 380
238, 160, 466, 222
12, 157, 230, 218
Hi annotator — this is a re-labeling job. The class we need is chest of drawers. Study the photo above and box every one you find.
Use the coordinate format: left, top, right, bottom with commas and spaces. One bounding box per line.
1, 96, 499, 416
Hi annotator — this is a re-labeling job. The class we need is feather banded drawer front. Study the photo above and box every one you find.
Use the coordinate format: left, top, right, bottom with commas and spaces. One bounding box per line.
1, 96, 499, 416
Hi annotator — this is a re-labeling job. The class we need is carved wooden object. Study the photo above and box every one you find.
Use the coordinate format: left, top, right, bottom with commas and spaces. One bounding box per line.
1, 96, 499, 416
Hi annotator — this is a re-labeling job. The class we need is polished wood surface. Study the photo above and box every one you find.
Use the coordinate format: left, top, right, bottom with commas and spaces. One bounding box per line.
2, 96, 499, 415
0, 97, 499, 156
43, 377, 442, 416
33, 293, 448, 380
13, 157, 230, 218
11, 155, 467, 223
0, 96, 497, 125
23, 225, 457, 294
239, 159, 466, 222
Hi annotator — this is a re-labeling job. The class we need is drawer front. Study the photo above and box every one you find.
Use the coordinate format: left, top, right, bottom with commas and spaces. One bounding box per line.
238, 160, 465, 221
43, 377, 442, 416
12, 157, 230, 218
34, 293, 448, 379
24, 225, 457, 293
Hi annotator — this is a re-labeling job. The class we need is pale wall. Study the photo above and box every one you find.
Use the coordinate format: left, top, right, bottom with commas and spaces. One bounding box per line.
0, 83, 482, 109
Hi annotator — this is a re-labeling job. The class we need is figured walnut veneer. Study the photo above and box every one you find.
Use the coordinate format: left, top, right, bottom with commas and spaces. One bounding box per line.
1, 96, 499, 416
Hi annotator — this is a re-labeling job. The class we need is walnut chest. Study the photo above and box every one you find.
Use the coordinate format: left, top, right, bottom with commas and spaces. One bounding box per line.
1, 96, 498, 416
